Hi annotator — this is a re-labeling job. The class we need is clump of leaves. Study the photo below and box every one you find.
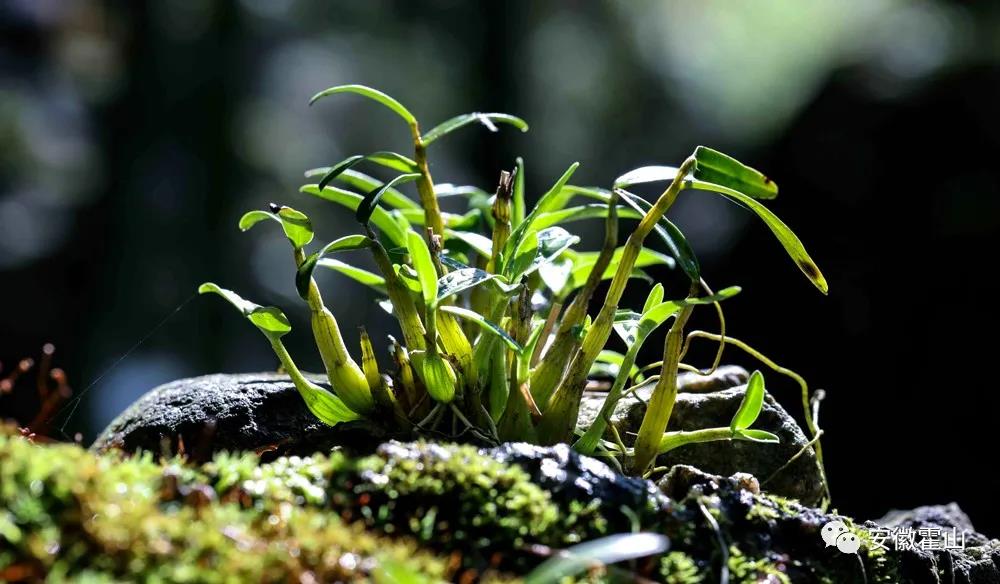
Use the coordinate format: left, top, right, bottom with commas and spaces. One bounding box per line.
200, 85, 828, 485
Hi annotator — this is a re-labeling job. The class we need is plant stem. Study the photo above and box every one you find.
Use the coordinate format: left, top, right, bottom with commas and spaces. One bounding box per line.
294, 249, 373, 414
657, 427, 735, 455
529, 191, 619, 405
631, 290, 696, 473
535, 157, 696, 444
683, 330, 830, 503
411, 125, 445, 238
367, 236, 426, 351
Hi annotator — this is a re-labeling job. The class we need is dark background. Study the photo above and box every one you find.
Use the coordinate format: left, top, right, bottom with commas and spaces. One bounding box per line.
2, 1, 999, 534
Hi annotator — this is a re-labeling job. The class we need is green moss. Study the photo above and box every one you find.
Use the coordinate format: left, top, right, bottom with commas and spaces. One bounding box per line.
727, 545, 791, 584
660, 551, 704, 583
0, 431, 457, 582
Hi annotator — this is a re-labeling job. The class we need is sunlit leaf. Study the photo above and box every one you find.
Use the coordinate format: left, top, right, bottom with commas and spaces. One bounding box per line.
734, 428, 780, 443
445, 229, 493, 258
301, 184, 409, 247
731, 370, 765, 432
687, 179, 827, 294
358, 173, 421, 225
642, 283, 665, 314
617, 189, 700, 280
434, 268, 497, 307
439, 305, 522, 352
533, 204, 642, 230
295, 235, 371, 299
305, 168, 420, 211
238, 210, 278, 231
407, 231, 438, 305
506, 229, 539, 281
613, 165, 681, 189
505, 162, 580, 261
315, 152, 418, 191
422, 112, 528, 145
694, 145, 778, 201
198, 283, 291, 341
239, 206, 314, 250
538, 257, 573, 294
309, 84, 417, 126
568, 247, 674, 289
317, 258, 387, 293
524, 533, 670, 584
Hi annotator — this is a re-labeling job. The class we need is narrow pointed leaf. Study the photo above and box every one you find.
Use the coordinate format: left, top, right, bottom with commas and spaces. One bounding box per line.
198, 283, 291, 341
731, 370, 766, 431
568, 247, 674, 289
694, 145, 778, 201
317, 258, 387, 292
433, 268, 497, 307
357, 173, 421, 225
439, 305, 522, 352
506, 229, 539, 281
238, 210, 279, 231
617, 189, 700, 280
614, 165, 680, 189
295, 235, 371, 299
642, 283, 665, 314
445, 229, 493, 258
301, 184, 409, 247
309, 84, 417, 126
422, 112, 529, 145
525, 533, 670, 584
305, 168, 420, 210
533, 204, 642, 230
505, 162, 580, 261
317, 154, 365, 190
407, 231, 438, 305
688, 179, 827, 293
734, 429, 780, 443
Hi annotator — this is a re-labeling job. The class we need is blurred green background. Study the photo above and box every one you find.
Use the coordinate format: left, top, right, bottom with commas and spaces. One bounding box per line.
3, 1, 1000, 531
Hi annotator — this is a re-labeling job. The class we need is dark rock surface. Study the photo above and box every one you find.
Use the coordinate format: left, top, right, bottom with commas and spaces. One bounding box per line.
91, 372, 381, 459
657, 464, 1000, 584
579, 370, 825, 505
873, 504, 999, 584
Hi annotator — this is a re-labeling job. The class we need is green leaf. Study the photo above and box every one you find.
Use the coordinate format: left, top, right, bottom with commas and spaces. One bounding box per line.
300, 184, 409, 247
238, 210, 279, 231
317, 258, 387, 292
299, 382, 362, 427
317, 154, 365, 190
731, 370, 765, 431
524, 533, 670, 584
613, 165, 681, 189
642, 283, 665, 314
734, 429, 780, 443
506, 229, 539, 281
422, 112, 529, 145
512, 156, 526, 226
305, 168, 420, 211
439, 305, 522, 352
407, 231, 438, 305
687, 179, 827, 294
433, 268, 496, 307
309, 84, 417, 126
612, 287, 741, 347
505, 162, 580, 262
444, 230, 492, 258
538, 257, 573, 294
568, 247, 674, 290
275, 206, 314, 249
433, 183, 491, 199
590, 350, 641, 381
316, 152, 419, 191
295, 235, 371, 299
694, 145, 778, 201
357, 173, 421, 225
617, 189, 700, 280
238, 206, 314, 250
533, 204, 642, 230
198, 283, 291, 341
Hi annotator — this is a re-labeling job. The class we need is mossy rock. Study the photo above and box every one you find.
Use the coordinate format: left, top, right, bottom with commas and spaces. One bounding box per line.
4, 427, 999, 582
